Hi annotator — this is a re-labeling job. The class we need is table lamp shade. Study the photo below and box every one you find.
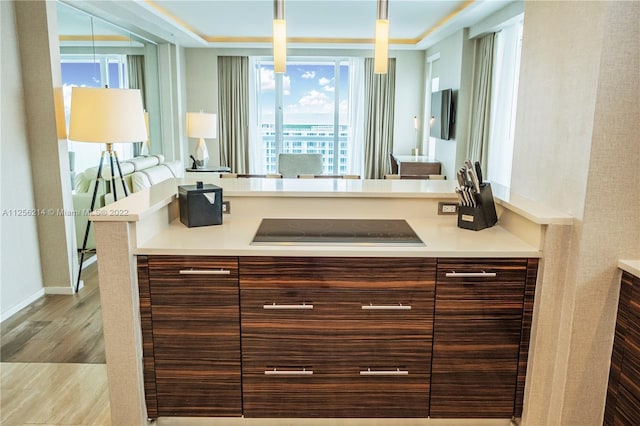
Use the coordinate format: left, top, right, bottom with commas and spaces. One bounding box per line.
187, 112, 217, 139
68, 87, 147, 143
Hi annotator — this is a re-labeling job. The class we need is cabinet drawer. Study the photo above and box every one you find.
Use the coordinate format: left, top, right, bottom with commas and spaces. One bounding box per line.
242, 337, 431, 371
243, 363, 428, 417
152, 320, 240, 361
155, 358, 242, 417
241, 288, 433, 337
436, 258, 527, 319
240, 257, 436, 290
148, 255, 238, 280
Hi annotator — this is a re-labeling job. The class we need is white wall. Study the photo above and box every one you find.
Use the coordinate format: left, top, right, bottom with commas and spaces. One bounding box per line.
1, 0, 45, 319
183, 47, 425, 170
512, 2, 640, 425
425, 29, 474, 179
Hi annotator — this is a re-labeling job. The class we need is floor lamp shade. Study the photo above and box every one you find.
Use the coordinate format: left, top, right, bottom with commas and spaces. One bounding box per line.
68, 87, 147, 143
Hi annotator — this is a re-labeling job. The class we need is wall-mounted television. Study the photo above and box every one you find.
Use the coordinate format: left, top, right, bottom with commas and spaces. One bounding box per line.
429, 88, 455, 140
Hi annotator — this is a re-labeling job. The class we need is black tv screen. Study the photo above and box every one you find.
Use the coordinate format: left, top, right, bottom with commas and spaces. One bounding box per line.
430, 89, 455, 140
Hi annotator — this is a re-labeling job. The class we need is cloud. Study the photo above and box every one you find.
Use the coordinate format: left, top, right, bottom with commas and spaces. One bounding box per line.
286, 90, 334, 115
301, 71, 315, 79
260, 67, 291, 95
318, 77, 331, 86
323, 85, 335, 92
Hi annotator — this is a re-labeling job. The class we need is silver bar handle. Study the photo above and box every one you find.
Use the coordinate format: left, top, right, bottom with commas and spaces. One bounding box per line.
362, 303, 411, 310
359, 368, 409, 376
445, 270, 496, 278
265, 368, 313, 376
263, 302, 313, 310
179, 269, 231, 275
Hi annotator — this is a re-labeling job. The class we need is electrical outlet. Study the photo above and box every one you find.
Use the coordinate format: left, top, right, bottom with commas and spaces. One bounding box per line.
438, 201, 458, 215
222, 201, 231, 214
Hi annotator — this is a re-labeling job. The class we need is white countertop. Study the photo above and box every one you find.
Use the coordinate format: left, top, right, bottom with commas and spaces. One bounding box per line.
619, 260, 640, 277
135, 216, 541, 258
91, 177, 573, 225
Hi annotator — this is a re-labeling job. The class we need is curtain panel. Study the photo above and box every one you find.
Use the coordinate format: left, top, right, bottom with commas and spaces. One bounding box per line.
467, 33, 496, 172
218, 56, 250, 173
363, 58, 396, 179
127, 55, 146, 157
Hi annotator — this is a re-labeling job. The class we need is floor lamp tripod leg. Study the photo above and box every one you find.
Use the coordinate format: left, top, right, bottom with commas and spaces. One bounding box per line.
113, 151, 129, 197
75, 151, 106, 293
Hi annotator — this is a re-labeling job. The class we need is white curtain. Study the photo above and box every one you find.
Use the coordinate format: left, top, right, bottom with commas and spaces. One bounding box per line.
467, 33, 496, 173
127, 55, 146, 157
247, 57, 264, 173
346, 57, 365, 176
487, 21, 522, 187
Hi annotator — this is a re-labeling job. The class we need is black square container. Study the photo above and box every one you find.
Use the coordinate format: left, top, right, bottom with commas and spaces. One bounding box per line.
178, 182, 223, 227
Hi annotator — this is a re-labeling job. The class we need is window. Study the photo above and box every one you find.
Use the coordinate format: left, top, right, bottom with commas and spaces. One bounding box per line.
61, 54, 131, 173
249, 58, 363, 175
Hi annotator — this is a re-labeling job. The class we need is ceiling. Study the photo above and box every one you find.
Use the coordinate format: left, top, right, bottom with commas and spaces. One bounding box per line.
57, 0, 513, 50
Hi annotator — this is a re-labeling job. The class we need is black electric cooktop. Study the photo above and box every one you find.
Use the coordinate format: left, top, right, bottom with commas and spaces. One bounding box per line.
251, 218, 424, 246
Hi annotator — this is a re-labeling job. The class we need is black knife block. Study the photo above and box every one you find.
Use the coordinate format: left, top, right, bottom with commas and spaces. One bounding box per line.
457, 182, 498, 231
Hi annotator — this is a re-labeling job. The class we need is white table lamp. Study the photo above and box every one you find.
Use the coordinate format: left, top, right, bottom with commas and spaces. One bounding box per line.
187, 112, 217, 168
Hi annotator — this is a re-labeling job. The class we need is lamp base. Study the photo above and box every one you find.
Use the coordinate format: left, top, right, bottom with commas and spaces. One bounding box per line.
195, 137, 209, 169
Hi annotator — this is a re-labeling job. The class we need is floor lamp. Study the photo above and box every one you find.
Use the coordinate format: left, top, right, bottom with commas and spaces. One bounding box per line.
68, 87, 147, 293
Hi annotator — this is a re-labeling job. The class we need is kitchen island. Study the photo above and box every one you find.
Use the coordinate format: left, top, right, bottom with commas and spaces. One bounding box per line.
90, 177, 572, 425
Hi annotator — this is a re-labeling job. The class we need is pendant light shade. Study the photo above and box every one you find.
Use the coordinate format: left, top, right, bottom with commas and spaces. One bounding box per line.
273, 0, 286, 73
374, 0, 389, 74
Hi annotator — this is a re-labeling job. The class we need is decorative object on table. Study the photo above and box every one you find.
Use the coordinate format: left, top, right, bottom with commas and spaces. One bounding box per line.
374, 0, 389, 74
178, 181, 223, 227
68, 87, 147, 292
273, 0, 286, 73
187, 111, 217, 168
454, 160, 497, 231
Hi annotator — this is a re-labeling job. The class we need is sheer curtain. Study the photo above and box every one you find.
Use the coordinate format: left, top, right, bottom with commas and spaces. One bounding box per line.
346, 57, 365, 176
127, 55, 146, 157
467, 33, 496, 173
487, 21, 522, 187
247, 57, 264, 173
363, 58, 396, 179
218, 56, 250, 173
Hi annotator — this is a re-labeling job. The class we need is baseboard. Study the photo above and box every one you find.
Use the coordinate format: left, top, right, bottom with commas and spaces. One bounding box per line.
45, 286, 77, 295
0, 288, 45, 323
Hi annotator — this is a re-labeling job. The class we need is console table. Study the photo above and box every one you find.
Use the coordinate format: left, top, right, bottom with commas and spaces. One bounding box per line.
185, 166, 231, 173
394, 155, 441, 175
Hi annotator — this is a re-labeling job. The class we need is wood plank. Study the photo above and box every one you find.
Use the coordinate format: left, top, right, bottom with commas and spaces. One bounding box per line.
0, 262, 105, 364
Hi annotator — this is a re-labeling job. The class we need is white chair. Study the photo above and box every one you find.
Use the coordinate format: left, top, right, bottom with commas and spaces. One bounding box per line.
277, 153, 323, 178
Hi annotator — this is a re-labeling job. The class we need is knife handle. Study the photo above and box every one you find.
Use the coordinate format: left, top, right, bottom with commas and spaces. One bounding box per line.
475, 161, 483, 185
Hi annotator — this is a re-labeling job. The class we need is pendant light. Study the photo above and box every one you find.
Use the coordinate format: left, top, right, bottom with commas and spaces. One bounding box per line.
374, 0, 389, 74
273, 0, 286, 73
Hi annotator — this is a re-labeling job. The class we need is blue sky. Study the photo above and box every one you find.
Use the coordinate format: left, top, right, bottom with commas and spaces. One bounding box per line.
260, 62, 350, 125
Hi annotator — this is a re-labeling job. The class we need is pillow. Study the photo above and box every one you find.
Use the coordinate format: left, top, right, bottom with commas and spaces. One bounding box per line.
126, 156, 160, 171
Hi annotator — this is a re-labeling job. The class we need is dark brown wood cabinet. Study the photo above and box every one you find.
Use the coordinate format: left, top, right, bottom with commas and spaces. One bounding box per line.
430, 258, 538, 418
604, 271, 640, 425
137, 254, 538, 420
239, 257, 436, 417
137, 256, 242, 419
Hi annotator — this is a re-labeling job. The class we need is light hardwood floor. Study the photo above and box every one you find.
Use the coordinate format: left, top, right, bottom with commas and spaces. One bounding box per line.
1, 262, 112, 426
